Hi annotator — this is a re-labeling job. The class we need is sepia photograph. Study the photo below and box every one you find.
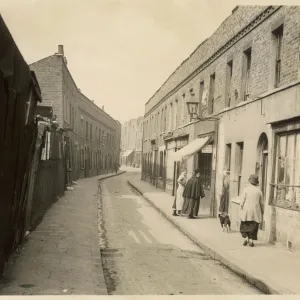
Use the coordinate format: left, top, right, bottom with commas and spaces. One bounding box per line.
0, 0, 299, 296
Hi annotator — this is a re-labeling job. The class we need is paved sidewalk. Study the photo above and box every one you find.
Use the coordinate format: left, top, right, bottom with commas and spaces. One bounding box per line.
0, 171, 125, 295
128, 174, 300, 295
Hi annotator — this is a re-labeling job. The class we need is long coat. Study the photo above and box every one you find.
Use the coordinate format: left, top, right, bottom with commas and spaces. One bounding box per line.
182, 176, 205, 199
239, 184, 264, 223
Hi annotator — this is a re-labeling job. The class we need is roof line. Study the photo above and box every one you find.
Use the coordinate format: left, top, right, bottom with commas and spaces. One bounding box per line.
144, 5, 263, 106
31, 52, 120, 126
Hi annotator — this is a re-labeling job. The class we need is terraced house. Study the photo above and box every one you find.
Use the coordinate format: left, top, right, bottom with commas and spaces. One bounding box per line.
31, 45, 121, 184
142, 5, 300, 251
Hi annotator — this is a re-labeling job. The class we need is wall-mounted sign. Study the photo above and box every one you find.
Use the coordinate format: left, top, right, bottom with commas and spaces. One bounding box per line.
202, 144, 213, 153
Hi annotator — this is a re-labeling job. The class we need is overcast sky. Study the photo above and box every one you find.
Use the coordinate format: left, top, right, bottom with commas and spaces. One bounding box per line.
0, 0, 269, 124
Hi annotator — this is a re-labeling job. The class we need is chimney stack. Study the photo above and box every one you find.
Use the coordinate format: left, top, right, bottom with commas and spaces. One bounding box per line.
102, 105, 104, 111
58, 45, 64, 56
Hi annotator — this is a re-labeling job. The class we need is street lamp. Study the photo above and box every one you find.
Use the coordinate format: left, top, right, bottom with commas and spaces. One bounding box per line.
186, 101, 219, 121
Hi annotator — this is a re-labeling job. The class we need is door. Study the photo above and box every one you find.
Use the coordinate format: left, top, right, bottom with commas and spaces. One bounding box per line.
84, 148, 88, 178
260, 151, 268, 230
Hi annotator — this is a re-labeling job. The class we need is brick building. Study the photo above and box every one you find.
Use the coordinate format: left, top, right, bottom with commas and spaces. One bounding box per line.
121, 116, 143, 167
142, 5, 300, 251
30, 45, 121, 182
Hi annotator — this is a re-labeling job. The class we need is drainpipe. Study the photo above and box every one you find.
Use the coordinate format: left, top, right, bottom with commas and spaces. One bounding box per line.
212, 120, 220, 217
141, 121, 145, 181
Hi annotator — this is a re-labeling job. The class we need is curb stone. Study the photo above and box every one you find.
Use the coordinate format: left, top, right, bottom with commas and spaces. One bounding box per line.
96, 170, 126, 295
127, 179, 292, 295
98, 170, 126, 184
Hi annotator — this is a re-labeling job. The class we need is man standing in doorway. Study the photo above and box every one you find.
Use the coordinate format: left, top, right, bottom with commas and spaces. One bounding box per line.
182, 169, 205, 219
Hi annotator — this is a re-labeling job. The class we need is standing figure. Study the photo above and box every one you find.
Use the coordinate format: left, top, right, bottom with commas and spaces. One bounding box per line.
239, 174, 264, 247
172, 169, 187, 216
114, 160, 119, 173
182, 169, 205, 219
219, 170, 230, 214
193, 175, 205, 217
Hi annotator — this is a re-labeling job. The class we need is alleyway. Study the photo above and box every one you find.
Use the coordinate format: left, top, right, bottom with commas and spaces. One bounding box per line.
99, 171, 261, 295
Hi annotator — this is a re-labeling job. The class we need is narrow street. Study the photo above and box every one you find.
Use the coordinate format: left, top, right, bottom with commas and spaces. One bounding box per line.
100, 171, 262, 295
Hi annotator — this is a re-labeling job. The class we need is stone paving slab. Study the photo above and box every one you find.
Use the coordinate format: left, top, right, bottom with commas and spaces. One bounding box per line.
128, 174, 300, 295
0, 171, 125, 295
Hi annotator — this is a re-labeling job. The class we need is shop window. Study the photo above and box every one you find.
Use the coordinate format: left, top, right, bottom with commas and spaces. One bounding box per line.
198, 144, 213, 188
272, 131, 300, 209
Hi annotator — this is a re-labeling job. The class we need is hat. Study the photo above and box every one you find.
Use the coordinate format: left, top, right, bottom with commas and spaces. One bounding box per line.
194, 168, 201, 175
248, 174, 259, 186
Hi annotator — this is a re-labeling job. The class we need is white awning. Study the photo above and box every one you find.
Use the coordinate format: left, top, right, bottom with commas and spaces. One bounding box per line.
122, 150, 134, 157
170, 136, 212, 161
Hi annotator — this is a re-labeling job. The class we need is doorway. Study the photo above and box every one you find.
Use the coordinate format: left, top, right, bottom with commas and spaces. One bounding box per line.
256, 133, 269, 230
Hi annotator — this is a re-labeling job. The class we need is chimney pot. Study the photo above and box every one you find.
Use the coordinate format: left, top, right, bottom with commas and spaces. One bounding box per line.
58, 45, 64, 56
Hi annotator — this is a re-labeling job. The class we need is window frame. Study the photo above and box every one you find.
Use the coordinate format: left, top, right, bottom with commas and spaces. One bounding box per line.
273, 24, 284, 88
270, 119, 300, 211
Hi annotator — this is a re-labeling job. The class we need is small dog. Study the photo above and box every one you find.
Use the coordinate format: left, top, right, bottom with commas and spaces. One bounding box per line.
218, 213, 231, 232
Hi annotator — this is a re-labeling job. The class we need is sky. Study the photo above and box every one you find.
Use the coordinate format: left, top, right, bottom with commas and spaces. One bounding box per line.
0, 0, 253, 124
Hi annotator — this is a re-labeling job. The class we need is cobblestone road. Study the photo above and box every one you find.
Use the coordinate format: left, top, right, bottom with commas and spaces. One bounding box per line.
100, 172, 262, 295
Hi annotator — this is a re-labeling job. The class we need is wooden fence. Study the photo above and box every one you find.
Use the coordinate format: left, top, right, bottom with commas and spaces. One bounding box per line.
28, 129, 66, 230
0, 15, 41, 273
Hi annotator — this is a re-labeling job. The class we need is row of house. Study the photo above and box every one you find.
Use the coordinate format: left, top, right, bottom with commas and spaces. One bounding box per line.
30, 45, 122, 184
121, 117, 143, 167
142, 5, 300, 251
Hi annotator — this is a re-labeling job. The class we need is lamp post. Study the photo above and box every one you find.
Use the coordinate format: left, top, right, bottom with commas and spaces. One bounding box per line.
186, 100, 219, 121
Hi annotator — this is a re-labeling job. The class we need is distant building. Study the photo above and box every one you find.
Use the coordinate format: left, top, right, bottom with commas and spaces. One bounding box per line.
121, 117, 143, 167
30, 45, 121, 183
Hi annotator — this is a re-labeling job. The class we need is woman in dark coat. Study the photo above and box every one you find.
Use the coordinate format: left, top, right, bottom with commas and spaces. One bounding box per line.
182, 169, 205, 219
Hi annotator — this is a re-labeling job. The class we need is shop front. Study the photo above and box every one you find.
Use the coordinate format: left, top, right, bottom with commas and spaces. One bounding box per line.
171, 132, 216, 216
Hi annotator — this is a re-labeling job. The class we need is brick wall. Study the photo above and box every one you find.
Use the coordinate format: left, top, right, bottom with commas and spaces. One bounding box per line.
30, 56, 63, 125
145, 5, 268, 113
143, 5, 300, 147
31, 50, 121, 179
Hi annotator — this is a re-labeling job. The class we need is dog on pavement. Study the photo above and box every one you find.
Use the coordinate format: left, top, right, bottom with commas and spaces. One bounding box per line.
218, 212, 231, 232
